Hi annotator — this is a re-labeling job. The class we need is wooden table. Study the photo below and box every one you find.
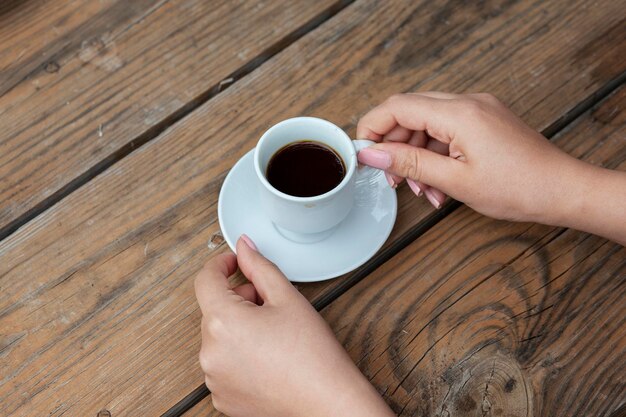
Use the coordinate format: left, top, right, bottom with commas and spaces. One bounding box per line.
1, 1, 624, 416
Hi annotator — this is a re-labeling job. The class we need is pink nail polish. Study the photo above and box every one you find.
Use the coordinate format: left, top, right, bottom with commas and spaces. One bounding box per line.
384, 172, 397, 189
357, 148, 392, 170
424, 188, 442, 209
240, 234, 257, 251
406, 179, 423, 197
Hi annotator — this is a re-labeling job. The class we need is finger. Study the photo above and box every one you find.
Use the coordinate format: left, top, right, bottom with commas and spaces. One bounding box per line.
382, 125, 413, 188
201, 317, 210, 338
407, 180, 445, 208
425, 136, 449, 156
357, 94, 459, 141
358, 142, 464, 193
236, 235, 294, 304
194, 253, 238, 315
232, 283, 260, 305
423, 184, 446, 209
408, 130, 427, 148
384, 172, 399, 189
199, 318, 212, 375
387, 129, 427, 187
422, 137, 449, 204
200, 317, 211, 352
357, 123, 413, 143
406, 178, 423, 197
466, 92, 501, 105
409, 91, 459, 100
382, 125, 412, 143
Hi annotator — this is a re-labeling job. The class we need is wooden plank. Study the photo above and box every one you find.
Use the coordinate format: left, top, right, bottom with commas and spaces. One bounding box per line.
184, 84, 626, 417
0, 0, 342, 235
1, 0, 625, 415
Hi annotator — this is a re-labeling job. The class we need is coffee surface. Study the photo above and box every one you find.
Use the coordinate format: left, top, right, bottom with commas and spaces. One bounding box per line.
266, 141, 345, 197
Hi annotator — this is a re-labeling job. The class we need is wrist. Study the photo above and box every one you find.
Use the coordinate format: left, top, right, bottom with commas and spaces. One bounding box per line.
515, 153, 581, 227
315, 366, 395, 417
545, 158, 592, 228
543, 158, 626, 244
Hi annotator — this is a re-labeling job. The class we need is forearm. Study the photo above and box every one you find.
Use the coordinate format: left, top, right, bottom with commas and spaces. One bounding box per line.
551, 159, 626, 245
317, 359, 396, 417
333, 381, 396, 417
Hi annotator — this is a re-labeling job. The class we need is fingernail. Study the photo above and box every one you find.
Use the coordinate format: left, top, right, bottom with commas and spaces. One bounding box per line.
406, 179, 423, 197
240, 234, 257, 251
357, 148, 392, 170
384, 172, 397, 189
424, 188, 442, 209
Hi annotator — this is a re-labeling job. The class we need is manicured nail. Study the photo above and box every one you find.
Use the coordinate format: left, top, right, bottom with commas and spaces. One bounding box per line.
240, 234, 257, 251
424, 188, 442, 209
384, 172, 397, 189
406, 179, 423, 197
357, 148, 392, 170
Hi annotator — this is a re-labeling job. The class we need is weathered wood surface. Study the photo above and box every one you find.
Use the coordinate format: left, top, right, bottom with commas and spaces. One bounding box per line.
328, 221, 625, 417
185, 86, 626, 417
0, 0, 341, 234
1, 0, 625, 415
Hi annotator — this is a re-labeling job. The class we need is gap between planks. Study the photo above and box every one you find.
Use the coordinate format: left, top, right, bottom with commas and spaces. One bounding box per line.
0, 0, 356, 243
161, 70, 626, 417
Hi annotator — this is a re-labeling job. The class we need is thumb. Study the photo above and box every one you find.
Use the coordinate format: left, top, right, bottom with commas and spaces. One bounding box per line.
236, 235, 295, 304
357, 142, 463, 193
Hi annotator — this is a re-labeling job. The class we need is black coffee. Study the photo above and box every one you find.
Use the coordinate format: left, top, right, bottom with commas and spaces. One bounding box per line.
266, 140, 345, 197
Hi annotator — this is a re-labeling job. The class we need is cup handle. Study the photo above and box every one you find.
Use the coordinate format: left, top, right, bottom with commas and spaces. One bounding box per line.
351, 139, 387, 203
352, 139, 383, 185
351, 139, 378, 175
352, 139, 376, 154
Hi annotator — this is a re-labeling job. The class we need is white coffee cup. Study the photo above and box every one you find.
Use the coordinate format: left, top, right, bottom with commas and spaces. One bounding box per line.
254, 117, 375, 243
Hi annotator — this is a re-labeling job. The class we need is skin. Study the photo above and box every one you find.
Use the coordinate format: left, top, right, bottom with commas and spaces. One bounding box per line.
196, 92, 626, 416
195, 237, 395, 417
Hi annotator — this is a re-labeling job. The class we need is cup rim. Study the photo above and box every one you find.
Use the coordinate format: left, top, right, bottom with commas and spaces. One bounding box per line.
253, 117, 356, 202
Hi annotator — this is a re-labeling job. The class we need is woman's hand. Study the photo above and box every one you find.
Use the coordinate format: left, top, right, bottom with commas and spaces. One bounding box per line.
356, 92, 626, 243
195, 236, 395, 417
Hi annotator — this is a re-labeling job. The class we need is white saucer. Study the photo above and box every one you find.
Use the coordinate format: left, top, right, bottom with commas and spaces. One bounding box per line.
217, 149, 397, 282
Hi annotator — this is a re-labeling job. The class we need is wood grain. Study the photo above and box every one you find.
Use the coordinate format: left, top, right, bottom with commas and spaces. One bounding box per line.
319, 88, 626, 417
184, 85, 626, 417
1, 0, 625, 415
0, 0, 341, 234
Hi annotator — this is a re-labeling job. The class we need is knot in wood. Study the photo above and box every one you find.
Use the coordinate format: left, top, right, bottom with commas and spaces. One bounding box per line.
44, 61, 60, 73
208, 232, 225, 250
